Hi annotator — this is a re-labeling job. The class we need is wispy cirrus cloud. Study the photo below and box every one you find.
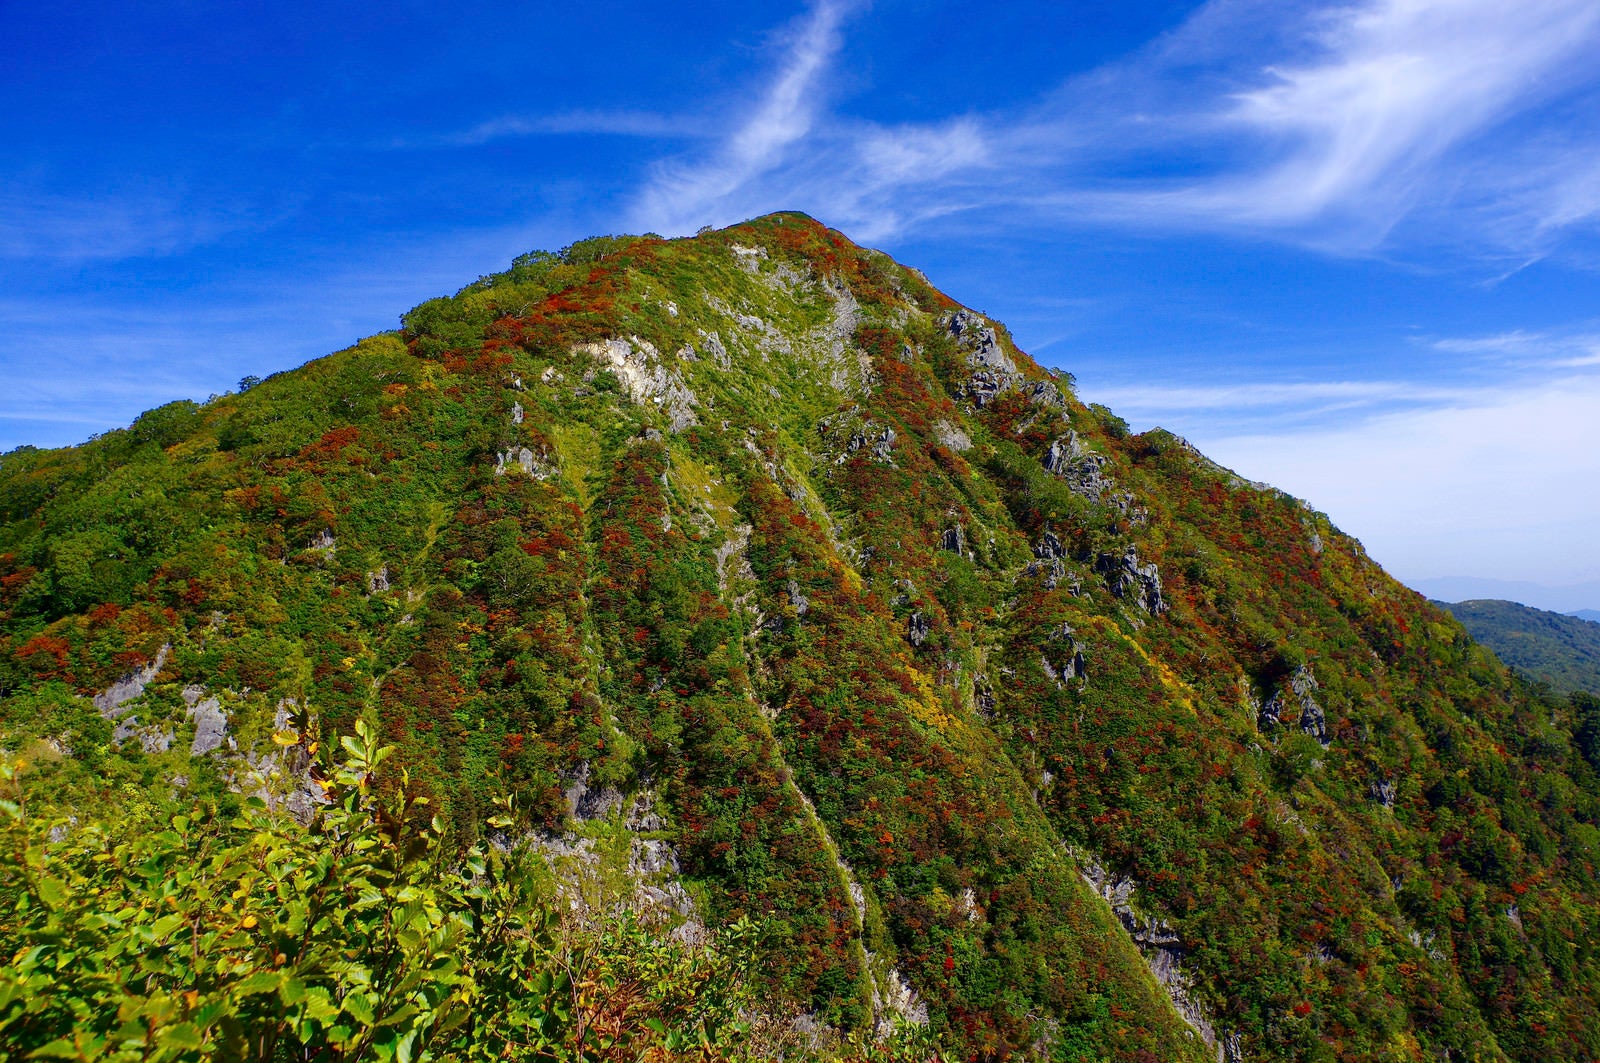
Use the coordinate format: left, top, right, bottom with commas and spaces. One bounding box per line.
404, 110, 715, 149
0, 189, 241, 263
1430, 326, 1600, 366
630, 0, 1600, 261
1160, 0, 1600, 237
631, 0, 863, 234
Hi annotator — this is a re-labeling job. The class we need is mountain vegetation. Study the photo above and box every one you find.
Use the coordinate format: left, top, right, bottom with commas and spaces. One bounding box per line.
1437, 599, 1600, 696
4, 214, 1600, 1061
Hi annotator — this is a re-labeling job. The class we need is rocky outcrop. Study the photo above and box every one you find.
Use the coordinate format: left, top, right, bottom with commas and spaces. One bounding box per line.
93, 644, 170, 718
1096, 545, 1167, 616
972, 673, 997, 718
787, 578, 810, 618
817, 408, 896, 466
907, 611, 931, 648
849, 424, 895, 463
577, 336, 699, 431
1040, 623, 1086, 687
1042, 432, 1117, 503
494, 445, 556, 479
946, 310, 1018, 407
933, 420, 972, 452
1025, 528, 1081, 593
238, 699, 328, 823
1260, 665, 1328, 744
1079, 854, 1234, 1062
182, 685, 228, 756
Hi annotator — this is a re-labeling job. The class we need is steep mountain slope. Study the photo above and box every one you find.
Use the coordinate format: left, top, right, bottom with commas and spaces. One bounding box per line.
4, 214, 1600, 1061
1439, 599, 1600, 695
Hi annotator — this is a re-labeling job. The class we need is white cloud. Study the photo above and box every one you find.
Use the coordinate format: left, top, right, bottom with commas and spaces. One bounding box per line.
631, 0, 858, 234
1189, 373, 1600, 585
625, 0, 1600, 258
1430, 327, 1600, 366
1198, 0, 1600, 229
0, 190, 239, 263
435, 111, 713, 146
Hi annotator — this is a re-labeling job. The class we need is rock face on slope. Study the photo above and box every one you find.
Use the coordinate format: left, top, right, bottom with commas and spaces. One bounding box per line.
4, 214, 1600, 1061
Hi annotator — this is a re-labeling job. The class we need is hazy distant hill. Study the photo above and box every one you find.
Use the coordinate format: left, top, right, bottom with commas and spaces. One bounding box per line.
1575, 609, 1600, 623
1439, 599, 1600, 695
1410, 575, 1600, 614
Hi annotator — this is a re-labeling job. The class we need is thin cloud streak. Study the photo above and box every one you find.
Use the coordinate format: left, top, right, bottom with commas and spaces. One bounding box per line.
632, 0, 859, 234
630, 0, 1600, 260
1195, 373, 1600, 584
1430, 326, 1600, 366
414, 111, 714, 148
0, 190, 239, 263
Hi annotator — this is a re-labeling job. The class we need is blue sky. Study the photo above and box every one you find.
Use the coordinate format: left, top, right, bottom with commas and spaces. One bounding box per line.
4, 0, 1600, 607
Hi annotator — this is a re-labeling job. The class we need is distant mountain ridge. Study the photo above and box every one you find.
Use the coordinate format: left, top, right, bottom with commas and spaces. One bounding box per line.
1574, 609, 1600, 624
1410, 575, 1600, 615
1438, 599, 1600, 695
5, 214, 1600, 1060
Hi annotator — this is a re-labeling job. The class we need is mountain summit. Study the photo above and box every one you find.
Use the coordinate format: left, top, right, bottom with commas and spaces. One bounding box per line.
4, 214, 1599, 1060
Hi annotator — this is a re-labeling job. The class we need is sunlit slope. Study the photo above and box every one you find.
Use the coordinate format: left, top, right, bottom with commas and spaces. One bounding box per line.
4, 214, 1598, 1060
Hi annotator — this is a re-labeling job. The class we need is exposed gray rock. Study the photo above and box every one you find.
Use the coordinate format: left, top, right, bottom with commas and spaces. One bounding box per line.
1043, 432, 1120, 505
907, 611, 931, 648
139, 727, 174, 754
182, 685, 228, 756
1025, 556, 1068, 590
1256, 690, 1280, 732
1290, 665, 1327, 743
787, 578, 810, 618
1034, 527, 1066, 560
563, 762, 624, 822
47, 816, 78, 844
867, 961, 929, 1037
495, 445, 556, 480
1025, 380, 1067, 409
946, 310, 1020, 407
309, 528, 336, 553
819, 409, 897, 467
1369, 778, 1397, 808
1079, 853, 1231, 1060
1040, 623, 1086, 687
933, 419, 972, 452
237, 699, 329, 823
845, 422, 895, 463
365, 564, 390, 594
511, 401, 525, 425
576, 336, 699, 431
972, 673, 997, 718
1096, 545, 1167, 616
940, 525, 965, 553
1257, 666, 1327, 743
730, 243, 768, 271
699, 329, 732, 370
94, 644, 170, 718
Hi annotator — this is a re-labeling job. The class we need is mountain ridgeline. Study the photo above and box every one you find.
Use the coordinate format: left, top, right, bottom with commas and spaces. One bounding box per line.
4, 214, 1600, 1061
1437, 599, 1600, 697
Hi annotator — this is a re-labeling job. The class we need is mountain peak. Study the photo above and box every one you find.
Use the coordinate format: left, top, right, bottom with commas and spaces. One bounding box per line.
5, 218, 1600, 1059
